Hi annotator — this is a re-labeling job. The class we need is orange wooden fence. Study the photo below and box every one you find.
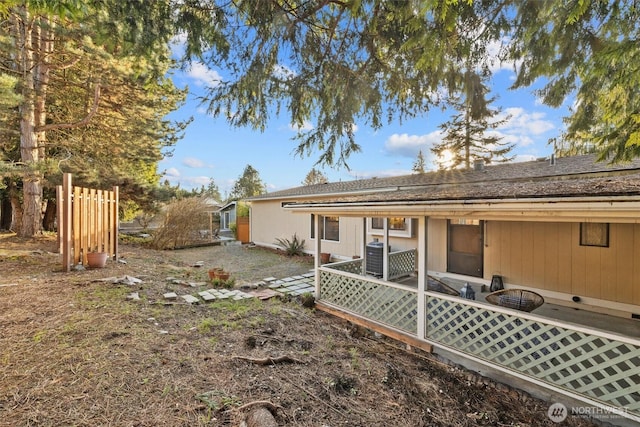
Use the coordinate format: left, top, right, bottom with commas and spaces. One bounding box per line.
236, 216, 250, 243
57, 173, 119, 272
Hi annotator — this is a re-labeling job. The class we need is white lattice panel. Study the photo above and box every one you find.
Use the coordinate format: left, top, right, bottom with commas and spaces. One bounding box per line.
320, 270, 417, 333
426, 295, 640, 415
388, 249, 416, 280
326, 259, 364, 275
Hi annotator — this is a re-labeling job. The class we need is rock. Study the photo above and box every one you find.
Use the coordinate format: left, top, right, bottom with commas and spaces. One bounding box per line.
181, 294, 200, 304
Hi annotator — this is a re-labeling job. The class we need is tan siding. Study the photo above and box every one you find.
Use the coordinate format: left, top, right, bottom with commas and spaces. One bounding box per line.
571, 224, 587, 297
584, 246, 601, 299
428, 219, 447, 271
498, 221, 510, 280
635, 226, 640, 306
532, 223, 546, 288
509, 222, 523, 284
557, 225, 573, 294
251, 199, 420, 258
600, 226, 617, 302
543, 223, 559, 290
521, 222, 534, 286
616, 224, 634, 303
486, 221, 638, 305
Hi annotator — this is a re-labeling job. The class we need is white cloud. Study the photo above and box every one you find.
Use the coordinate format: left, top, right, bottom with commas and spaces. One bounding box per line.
384, 131, 443, 157
187, 62, 223, 87
273, 64, 296, 80
499, 107, 556, 135
164, 167, 180, 177
183, 157, 205, 168
169, 33, 187, 58
347, 168, 413, 180
289, 120, 314, 132
513, 154, 537, 162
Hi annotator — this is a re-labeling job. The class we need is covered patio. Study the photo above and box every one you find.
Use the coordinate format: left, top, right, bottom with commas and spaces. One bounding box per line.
292, 196, 640, 425
315, 255, 640, 424
261, 155, 640, 424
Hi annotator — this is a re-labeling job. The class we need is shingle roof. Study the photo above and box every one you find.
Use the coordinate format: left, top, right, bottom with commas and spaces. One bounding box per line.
249, 154, 640, 203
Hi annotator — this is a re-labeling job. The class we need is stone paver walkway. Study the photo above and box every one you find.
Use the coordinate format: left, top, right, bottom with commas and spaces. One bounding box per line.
165, 271, 316, 303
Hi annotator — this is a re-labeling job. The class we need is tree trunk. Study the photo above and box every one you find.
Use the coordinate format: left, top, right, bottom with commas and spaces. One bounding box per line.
42, 198, 57, 231
9, 181, 23, 235
0, 190, 12, 231
14, 7, 47, 237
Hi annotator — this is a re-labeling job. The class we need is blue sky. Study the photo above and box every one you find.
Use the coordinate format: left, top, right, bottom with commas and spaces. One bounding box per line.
159, 52, 570, 197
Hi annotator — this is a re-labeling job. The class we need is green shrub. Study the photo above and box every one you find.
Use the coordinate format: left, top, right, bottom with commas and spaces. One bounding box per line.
275, 233, 306, 256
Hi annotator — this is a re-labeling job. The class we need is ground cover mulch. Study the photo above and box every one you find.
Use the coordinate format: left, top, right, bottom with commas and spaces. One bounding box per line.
0, 233, 598, 426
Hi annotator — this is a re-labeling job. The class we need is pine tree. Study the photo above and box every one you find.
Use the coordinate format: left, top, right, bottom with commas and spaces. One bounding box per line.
432, 70, 513, 170
412, 150, 426, 174
230, 165, 266, 200
302, 168, 328, 185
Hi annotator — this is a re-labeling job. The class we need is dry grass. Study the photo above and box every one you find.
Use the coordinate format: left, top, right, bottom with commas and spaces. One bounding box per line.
0, 233, 598, 427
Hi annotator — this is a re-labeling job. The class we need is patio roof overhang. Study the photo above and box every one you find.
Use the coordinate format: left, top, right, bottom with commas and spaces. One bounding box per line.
282, 195, 640, 223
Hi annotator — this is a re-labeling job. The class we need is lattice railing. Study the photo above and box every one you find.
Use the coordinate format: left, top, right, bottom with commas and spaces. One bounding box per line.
325, 258, 364, 275
388, 249, 416, 280
319, 269, 417, 333
426, 294, 640, 417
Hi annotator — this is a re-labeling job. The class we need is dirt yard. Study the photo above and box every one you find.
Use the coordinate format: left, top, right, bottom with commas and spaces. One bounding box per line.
0, 233, 597, 427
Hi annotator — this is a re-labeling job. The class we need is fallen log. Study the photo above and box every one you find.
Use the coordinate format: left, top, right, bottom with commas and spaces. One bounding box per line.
232, 355, 303, 365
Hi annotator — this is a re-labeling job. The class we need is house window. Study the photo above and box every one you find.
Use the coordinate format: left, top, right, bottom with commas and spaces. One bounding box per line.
311, 214, 340, 241
367, 217, 412, 238
580, 223, 609, 247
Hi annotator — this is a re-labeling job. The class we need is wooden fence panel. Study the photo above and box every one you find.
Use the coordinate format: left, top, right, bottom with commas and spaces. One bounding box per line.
237, 216, 250, 243
57, 173, 119, 272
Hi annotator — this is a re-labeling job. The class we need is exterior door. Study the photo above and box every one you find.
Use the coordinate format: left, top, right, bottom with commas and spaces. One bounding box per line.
222, 211, 231, 230
447, 220, 484, 277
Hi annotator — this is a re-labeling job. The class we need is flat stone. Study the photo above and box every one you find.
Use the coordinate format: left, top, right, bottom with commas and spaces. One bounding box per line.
181, 294, 200, 304
250, 289, 279, 300
263, 277, 277, 282
127, 292, 140, 300
163, 292, 178, 300
200, 292, 216, 302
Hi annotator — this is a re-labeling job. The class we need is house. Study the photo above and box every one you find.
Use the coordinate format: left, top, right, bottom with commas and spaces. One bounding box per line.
249, 154, 640, 424
217, 201, 237, 237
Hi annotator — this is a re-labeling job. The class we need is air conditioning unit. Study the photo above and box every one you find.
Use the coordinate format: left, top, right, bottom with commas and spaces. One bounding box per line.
366, 242, 384, 276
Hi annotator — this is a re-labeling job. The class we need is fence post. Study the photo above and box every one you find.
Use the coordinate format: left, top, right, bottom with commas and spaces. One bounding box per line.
112, 185, 119, 260
61, 173, 72, 272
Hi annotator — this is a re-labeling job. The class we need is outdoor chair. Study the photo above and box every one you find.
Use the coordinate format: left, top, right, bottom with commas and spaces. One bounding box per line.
427, 275, 459, 296
486, 288, 544, 312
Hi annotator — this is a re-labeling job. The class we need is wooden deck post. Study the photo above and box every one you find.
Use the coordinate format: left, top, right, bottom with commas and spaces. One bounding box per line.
417, 216, 428, 340
314, 214, 321, 297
